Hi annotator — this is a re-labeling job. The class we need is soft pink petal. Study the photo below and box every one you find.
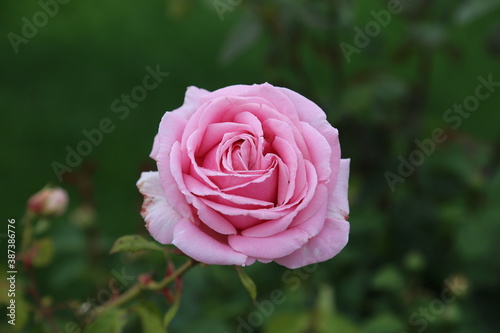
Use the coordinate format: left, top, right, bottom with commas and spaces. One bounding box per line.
200, 83, 301, 126
233, 111, 264, 137
276, 86, 327, 127
189, 197, 237, 235
181, 86, 211, 117
323, 126, 341, 192
152, 86, 209, 161
200, 197, 289, 219
276, 85, 342, 190
136, 171, 181, 244
184, 174, 274, 208
224, 164, 279, 204
241, 161, 320, 237
272, 137, 297, 204
150, 134, 160, 161
327, 159, 350, 220
262, 117, 310, 162
275, 218, 350, 269
197, 122, 253, 156
186, 129, 218, 189
172, 219, 247, 265
157, 141, 192, 218
300, 122, 332, 182
228, 227, 310, 260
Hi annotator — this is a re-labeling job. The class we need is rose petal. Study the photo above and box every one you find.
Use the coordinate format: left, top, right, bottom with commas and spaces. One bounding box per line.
184, 174, 274, 208
300, 121, 332, 182
272, 137, 297, 205
150, 134, 160, 161
228, 227, 310, 260
152, 85, 209, 161
241, 160, 320, 237
172, 218, 247, 265
189, 197, 237, 235
224, 164, 279, 204
158, 141, 193, 218
197, 122, 253, 156
276, 86, 326, 127
201, 83, 301, 126
200, 197, 289, 220
275, 218, 350, 269
137, 171, 181, 244
327, 159, 350, 220
233, 111, 264, 137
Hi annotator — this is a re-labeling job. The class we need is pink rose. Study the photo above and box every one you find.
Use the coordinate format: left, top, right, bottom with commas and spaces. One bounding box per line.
137, 83, 350, 268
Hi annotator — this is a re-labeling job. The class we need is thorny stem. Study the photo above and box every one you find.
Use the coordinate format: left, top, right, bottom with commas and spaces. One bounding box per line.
20, 211, 60, 333
94, 259, 196, 315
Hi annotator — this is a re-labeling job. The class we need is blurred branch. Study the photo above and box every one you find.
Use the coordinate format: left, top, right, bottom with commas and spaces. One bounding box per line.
20, 212, 59, 332
94, 259, 196, 315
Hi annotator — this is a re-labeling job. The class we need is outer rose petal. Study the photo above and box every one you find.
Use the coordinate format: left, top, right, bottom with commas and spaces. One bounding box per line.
172, 219, 248, 265
275, 218, 350, 269
137, 171, 182, 244
277, 85, 341, 189
228, 228, 310, 260
150, 134, 160, 161
200, 83, 301, 126
276, 86, 326, 128
151, 86, 210, 161
327, 159, 350, 220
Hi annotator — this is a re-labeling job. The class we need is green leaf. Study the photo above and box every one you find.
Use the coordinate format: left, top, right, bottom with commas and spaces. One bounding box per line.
33, 219, 51, 235
135, 304, 165, 333
163, 296, 181, 331
264, 313, 309, 333
83, 309, 127, 333
109, 235, 163, 254
362, 313, 405, 333
32, 238, 54, 267
235, 266, 257, 301
320, 315, 361, 333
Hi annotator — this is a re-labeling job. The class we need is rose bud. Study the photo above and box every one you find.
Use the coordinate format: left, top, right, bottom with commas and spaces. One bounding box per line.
28, 187, 69, 217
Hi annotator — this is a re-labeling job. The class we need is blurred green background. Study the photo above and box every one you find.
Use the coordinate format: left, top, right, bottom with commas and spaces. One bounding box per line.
1, 0, 500, 332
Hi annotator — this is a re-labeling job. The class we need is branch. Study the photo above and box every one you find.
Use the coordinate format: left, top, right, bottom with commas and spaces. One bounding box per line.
94, 259, 195, 315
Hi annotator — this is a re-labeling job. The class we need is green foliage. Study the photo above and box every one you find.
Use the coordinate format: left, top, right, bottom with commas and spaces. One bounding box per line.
109, 235, 163, 254
235, 266, 258, 301
83, 309, 128, 333
32, 237, 54, 267
135, 304, 165, 333
162, 297, 181, 331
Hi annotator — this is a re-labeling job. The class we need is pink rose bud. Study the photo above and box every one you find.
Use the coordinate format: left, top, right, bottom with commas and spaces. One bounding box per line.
137, 83, 350, 269
28, 187, 69, 217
